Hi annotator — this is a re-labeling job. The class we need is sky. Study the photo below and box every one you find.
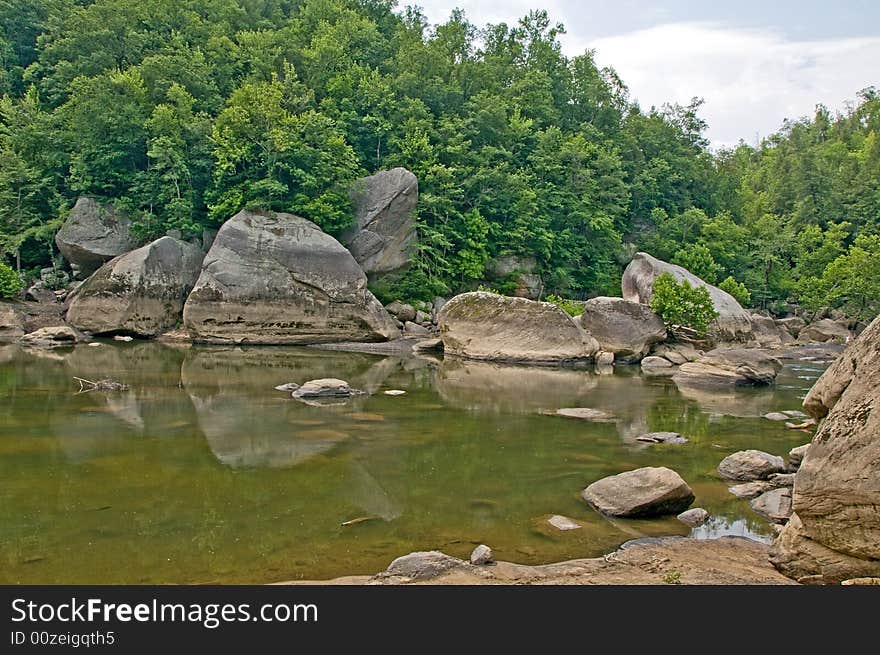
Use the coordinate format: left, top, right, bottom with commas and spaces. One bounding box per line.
412, 1, 880, 148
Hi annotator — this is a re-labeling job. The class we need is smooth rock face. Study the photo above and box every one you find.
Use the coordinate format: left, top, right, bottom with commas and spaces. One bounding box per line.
751, 488, 793, 523
621, 251, 753, 342
771, 314, 880, 583
183, 209, 398, 344
470, 545, 494, 565
582, 466, 695, 517
55, 197, 139, 276
799, 318, 852, 344
718, 450, 786, 481
673, 348, 783, 388
384, 551, 466, 580
66, 237, 203, 337
0, 303, 25, 342
677, 508, 710, 525
341, 168, 418, 276
574, 297, 667, 362
437, 292, 600, 364
19, 325, 78, 348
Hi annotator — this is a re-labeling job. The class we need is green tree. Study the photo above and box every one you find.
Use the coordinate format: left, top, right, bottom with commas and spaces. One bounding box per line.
650, 272, 719, 336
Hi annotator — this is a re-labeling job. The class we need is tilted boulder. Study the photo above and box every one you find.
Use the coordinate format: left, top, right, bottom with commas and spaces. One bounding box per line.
622, 252, 753, 342
66, 236, 203, 337
750, 313, 793, 347
770, 313, 880, 584
575, 297, 667, 362
183, 209, 398, 344
437, 292, 600, 364
55, 197, 139, 277
673, 348, 783, 388
341, 168, 418, 277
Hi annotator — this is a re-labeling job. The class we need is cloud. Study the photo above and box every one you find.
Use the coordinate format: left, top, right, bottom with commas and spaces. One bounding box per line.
582, 23, 880, 148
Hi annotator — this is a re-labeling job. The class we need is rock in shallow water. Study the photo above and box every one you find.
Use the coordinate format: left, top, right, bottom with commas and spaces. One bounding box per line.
546, 515, 583, 531
291, 378, 364, 400
20, 326, 78, 348
574, 296, 667, 362
751, 488, 793, 523
717, 449, 786, 481
552, 408, 616, 422
582, 466, 695, 518
673, 348, 783, 388
677, 508, 710, 526
635, 432, 688, 445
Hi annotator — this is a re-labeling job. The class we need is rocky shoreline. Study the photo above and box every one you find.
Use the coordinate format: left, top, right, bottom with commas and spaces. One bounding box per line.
280, 536, 797, 585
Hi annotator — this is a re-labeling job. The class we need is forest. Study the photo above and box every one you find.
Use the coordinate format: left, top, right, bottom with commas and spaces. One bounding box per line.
0, 0, 878, 319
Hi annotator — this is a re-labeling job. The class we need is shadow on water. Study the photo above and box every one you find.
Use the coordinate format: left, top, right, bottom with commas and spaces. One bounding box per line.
0, 343, 824, 583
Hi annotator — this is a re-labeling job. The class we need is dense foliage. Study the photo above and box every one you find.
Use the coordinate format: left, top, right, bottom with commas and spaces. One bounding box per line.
0, 260, 22, 298
649, 272, 719, 336
0, 1, 877, 316
544, 293, 583, 317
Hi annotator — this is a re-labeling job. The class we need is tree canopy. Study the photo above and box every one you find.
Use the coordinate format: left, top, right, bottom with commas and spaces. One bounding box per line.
0, 0, 877, 317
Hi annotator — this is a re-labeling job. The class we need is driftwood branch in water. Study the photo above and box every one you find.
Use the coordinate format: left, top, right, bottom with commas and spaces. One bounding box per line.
73, 377, 130, 393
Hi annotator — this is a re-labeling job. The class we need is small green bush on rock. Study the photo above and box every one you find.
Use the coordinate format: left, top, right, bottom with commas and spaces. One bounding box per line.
0, 262, 23, 299
650, 272, 719, 337
718, 275, 751, 307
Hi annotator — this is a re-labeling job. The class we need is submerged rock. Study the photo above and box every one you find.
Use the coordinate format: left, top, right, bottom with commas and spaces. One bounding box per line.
582, 466, 695, 518
291, 378, 364, 400
55, 197, 139, 277
635, 432, 688, 445
182, 209, 398, 344
65, 236, 203, 337
546, 515, 584, 531
717, 450, 786, 481
771, 313, 880, 583
437, 292, 599, 364
552, 408, 616, 422
621, 252, 753, 342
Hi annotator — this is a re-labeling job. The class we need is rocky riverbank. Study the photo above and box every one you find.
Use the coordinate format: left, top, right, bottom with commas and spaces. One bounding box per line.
280, 536, 796, 585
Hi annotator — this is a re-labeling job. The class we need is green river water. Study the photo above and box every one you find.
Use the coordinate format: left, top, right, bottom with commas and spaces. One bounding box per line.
0, 341, 825, 583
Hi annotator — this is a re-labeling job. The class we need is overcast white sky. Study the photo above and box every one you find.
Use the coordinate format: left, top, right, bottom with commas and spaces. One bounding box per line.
412, 1, 880, 148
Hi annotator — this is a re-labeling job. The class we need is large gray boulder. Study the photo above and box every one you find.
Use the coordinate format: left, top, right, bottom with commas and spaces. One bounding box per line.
718, 449, 787, 481
770, 313, 880, 584
750, 313, 793, 347
65, 237, 203, 337
581, 466, 695, 517
575, 297, 667, 362
55, 197, 139, 277
672, 348, 782, 388
799, 318, 852, 344
0, 303, 25, 342
183, 209, 397, 344
19, 325, 78, 348
437, 292, 600, 364
622, 252, 753, 342
341, 168, 418, 277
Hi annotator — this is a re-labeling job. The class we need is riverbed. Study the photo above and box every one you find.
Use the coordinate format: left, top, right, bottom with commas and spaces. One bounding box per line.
0, 341, 825, 583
